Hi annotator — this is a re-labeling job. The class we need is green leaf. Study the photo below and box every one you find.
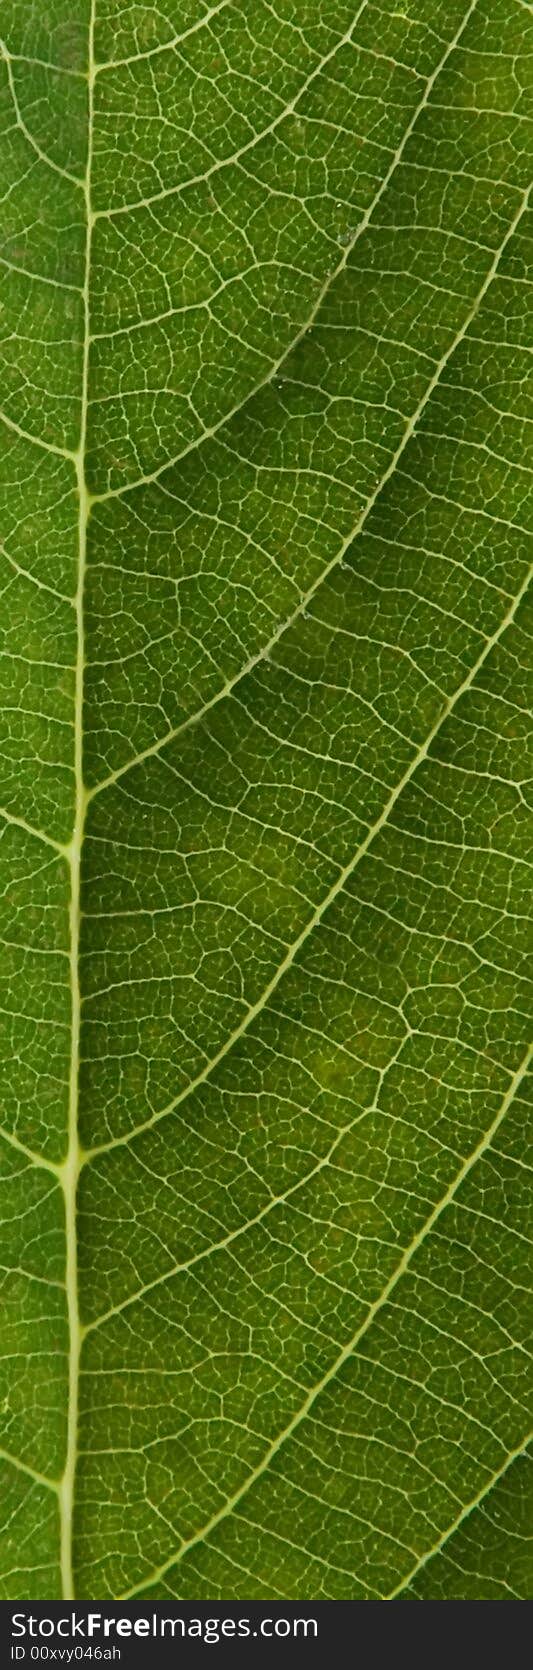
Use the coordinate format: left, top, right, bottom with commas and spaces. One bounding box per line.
0, 0, 531, 1602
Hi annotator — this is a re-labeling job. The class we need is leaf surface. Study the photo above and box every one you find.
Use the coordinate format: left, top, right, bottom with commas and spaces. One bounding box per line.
0, 0, 531, 1600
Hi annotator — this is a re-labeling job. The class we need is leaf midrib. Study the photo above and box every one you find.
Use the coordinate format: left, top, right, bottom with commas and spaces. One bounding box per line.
59, 0, 95, 1605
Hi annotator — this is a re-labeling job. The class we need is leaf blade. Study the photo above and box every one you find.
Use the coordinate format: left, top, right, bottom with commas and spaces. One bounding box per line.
0, 0, 531, 1601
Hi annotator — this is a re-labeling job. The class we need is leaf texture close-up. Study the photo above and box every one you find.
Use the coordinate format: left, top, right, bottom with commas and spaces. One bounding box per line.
0, 0, 532, 1602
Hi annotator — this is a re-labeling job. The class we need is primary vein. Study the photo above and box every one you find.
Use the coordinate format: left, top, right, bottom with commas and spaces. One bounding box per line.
57, 0, 95, 1606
